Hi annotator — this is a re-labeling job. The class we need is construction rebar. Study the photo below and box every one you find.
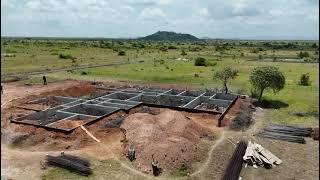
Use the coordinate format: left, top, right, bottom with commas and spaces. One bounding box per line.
46, 155, 92, 176
222, 140, 248, 180
60, 153, 91, 167
257, 131, 306, 144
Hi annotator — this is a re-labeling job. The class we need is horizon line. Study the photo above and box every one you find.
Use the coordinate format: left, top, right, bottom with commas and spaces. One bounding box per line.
1, 35, 318, 41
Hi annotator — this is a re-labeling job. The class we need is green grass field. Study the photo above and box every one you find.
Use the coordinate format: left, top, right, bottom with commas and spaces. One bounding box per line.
2, 39, 319, 126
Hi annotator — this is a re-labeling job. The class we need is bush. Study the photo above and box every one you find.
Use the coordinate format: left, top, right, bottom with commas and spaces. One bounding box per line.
159, 46, 167, 52
273, 56, 277, 62
181, 50, 187, 56
194, 57, 206, 66
81, 71, 88, 75
118, 51, 126, 56
194, 73, 199, 77
168, 45, 177, 49
229, 105, 254, 130
59, 53, 75, 60
299, 73, 311, 86
297, 51, 310, 59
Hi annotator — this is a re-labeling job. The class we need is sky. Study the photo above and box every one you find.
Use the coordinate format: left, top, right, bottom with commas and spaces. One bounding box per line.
1, 0, 319, 40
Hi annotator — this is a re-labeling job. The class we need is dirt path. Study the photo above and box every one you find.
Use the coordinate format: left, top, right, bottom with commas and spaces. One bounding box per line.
191, 131, 225, 176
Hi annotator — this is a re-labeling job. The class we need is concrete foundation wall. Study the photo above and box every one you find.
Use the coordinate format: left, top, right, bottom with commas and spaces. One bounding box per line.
208, 99, 231, 108
62, 104, 118, 116
103, 92, 139, 100
214, 93, 237, 101
179, 90, 204, 97
12, 87, 238, 131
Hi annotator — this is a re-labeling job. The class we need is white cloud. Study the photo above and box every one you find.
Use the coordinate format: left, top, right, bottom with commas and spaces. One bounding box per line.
197, 8, 209, 17
1, 0, 318, 39
138, 7, 166, 20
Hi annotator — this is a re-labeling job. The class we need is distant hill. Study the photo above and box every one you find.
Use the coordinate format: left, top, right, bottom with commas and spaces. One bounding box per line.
139, 31, 199, 41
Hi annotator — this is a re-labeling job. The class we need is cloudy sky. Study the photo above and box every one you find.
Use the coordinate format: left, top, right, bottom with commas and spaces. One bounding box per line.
1, 0, 319, 39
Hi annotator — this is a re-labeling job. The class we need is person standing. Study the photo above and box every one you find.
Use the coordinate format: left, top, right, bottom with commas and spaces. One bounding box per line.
43, 76, 47, 85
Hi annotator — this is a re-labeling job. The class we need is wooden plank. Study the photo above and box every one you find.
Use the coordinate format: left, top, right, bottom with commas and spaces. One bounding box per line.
80, 125, 101, 143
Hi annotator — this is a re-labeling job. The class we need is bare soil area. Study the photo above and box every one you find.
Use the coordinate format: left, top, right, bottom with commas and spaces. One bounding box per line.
1, 80, 318, 180
120, 109, 222, 174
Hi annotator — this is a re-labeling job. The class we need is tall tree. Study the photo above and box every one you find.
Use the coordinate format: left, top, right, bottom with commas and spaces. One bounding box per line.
249, 66, 285, 102
214, 67, 238, 94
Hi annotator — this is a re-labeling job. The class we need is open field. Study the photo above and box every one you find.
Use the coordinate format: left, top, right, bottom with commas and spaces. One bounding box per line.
1, 39, 319, 126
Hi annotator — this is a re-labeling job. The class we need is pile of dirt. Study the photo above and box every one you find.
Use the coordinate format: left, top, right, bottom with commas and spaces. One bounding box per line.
120, 109, 216, 174
221, 98, 253, 127
229, 103, 255, 131
40, 83, 96, 98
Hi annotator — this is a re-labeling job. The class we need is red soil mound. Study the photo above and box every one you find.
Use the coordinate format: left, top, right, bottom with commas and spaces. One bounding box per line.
121, 109, 217, 174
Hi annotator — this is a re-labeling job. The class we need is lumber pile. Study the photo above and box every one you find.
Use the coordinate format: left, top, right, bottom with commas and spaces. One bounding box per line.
243, 141, 282, 168
45, 153, 92, 176
257, 124, 312, 144
222, 140, 247, 180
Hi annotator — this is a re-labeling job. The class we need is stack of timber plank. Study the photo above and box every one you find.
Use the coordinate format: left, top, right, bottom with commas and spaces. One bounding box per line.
243, 141, 282, 168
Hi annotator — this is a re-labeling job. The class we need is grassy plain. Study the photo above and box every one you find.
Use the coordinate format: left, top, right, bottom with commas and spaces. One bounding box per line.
1, 39, 319, 126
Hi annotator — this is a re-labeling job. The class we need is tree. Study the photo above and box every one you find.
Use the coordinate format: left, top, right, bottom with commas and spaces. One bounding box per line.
194, 57, 206, 66
299, 73, 311, 86
249, 66, 285, 102
297, 51, 309, 59
213, 67, 239, 94
118, 50, 126, 56
181, 50, 187, 56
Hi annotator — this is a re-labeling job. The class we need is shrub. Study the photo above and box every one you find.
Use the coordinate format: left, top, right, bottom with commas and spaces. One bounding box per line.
59, 53, 75, 60
81, 71, 88, 75
194, 57, 206, 66
181, 50, 187, 56
273, 56, 277, 62
159, 46, 167, 52
299, 73, 311, 86
194, 73, 199, 77
297, 51, 310, 59
168, 45, 177, 49
118, 51, 126, 56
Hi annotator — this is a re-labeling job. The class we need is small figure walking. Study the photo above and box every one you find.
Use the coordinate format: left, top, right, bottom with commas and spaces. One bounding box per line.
151, 154, 161, 176
43, 76, 47, 85
1, 84, 3, 94
128, 146, 136, 161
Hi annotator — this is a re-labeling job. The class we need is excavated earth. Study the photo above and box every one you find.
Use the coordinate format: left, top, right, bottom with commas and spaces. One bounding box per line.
1, 80, 249, 179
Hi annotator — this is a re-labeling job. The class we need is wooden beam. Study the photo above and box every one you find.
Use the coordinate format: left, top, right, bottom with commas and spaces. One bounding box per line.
80, 125, 101, 143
